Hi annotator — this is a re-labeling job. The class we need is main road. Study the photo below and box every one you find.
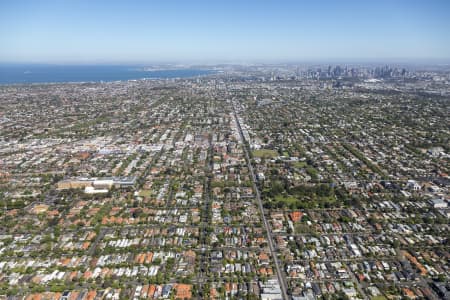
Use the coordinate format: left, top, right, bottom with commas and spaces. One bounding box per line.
232, 102, 289, 300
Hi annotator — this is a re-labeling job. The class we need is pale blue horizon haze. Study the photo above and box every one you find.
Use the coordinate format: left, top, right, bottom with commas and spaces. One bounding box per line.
1, 0, 450, 64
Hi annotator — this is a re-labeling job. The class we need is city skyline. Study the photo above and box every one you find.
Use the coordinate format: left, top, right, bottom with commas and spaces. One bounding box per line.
1, 0, 450, 64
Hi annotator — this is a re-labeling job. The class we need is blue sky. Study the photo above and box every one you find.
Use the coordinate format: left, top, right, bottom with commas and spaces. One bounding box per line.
1, 0, 449, 64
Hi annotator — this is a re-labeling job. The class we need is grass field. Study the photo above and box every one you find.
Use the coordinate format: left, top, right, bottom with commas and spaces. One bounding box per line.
292, 161, 307, 168
252, 149, 278, 158
275, 194, 298, 205
138, 190, 152, 197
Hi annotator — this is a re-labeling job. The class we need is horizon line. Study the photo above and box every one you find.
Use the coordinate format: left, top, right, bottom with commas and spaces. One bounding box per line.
2, 58, 450, 66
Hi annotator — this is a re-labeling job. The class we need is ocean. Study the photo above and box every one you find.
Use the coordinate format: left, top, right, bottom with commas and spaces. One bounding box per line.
0, 65, 215, 85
